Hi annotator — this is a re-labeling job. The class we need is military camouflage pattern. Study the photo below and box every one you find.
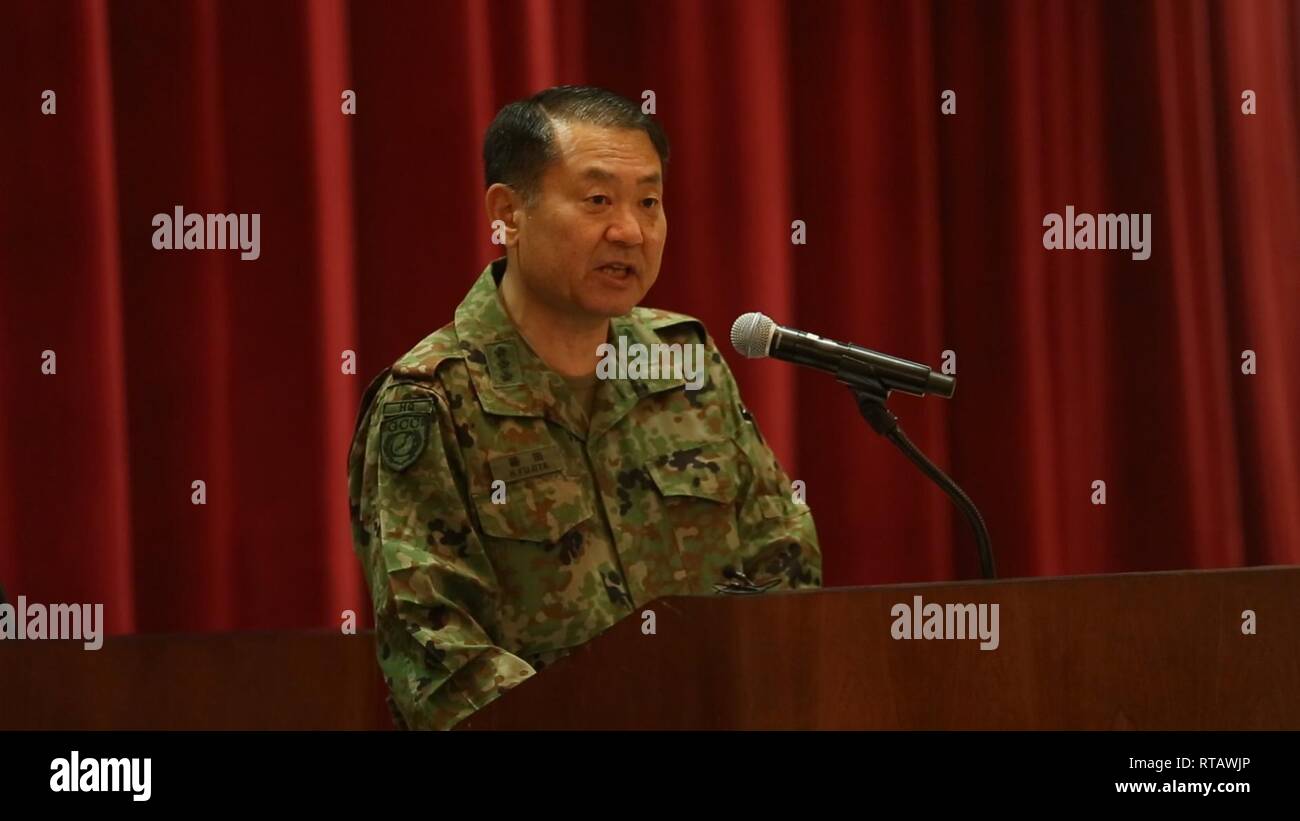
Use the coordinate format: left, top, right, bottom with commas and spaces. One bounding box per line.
347, 259, 821, 730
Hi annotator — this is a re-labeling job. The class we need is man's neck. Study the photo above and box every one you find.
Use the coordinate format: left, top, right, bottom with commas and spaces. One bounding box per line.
499, 263, 609, 380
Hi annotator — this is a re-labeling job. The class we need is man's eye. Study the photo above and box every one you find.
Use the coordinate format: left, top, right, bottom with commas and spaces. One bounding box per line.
587, 195, 610, 206
642, 198, 660, 209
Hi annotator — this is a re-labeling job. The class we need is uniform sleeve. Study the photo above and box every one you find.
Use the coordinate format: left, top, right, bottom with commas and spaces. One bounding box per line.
352, 379, 534, 730
713, 342, 823, 592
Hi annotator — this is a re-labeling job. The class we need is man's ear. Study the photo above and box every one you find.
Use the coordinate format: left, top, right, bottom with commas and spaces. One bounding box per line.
485, 183, 525, 247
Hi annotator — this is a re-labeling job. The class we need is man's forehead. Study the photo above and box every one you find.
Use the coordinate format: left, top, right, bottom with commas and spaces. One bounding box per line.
550, 120, 662, 182
578, 166, 662, 185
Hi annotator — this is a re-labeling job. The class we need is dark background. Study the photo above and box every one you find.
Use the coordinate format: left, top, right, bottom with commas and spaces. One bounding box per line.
1, 0, 1296, 635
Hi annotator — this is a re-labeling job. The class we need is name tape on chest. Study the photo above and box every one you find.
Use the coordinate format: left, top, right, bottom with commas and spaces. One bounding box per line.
489, 445, 565, 484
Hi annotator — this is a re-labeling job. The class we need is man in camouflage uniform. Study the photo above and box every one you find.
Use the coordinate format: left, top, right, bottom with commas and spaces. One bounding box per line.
347, 86, 820, 730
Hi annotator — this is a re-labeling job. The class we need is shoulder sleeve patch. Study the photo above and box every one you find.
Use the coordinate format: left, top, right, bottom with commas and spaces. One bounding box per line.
379, 398, 434, 472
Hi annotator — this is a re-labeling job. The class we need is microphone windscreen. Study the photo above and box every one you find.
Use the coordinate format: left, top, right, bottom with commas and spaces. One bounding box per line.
730, 312, 776, 358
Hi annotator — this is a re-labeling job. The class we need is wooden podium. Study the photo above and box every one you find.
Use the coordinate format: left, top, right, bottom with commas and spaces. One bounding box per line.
459, 566, 1299, 730
1, 567, 1296, 730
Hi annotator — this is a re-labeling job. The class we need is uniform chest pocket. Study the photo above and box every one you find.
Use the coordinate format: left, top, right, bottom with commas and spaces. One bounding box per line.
643, 440, 745, 564
472, 473, 593, 544
644, 439, 742, 504
471, 472, 601, 651
642, 439, 743, 504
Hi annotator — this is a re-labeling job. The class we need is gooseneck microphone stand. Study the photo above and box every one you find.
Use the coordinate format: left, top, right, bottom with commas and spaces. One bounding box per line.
840, 367, 997, 581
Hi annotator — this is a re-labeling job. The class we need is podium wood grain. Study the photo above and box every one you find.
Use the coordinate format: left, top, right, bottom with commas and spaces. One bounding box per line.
459, 566, 1299, 729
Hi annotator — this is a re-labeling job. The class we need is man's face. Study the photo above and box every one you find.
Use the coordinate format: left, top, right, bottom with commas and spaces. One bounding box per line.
511, 119, 666, 320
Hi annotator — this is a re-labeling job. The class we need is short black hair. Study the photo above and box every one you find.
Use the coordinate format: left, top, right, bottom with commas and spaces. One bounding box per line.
483, 85, 670, 204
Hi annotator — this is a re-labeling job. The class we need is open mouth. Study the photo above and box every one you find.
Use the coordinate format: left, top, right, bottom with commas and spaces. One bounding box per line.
596, 263, 637, 278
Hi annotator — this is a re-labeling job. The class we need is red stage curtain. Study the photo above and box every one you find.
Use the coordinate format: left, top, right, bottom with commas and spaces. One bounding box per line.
1, 0, 1296, 634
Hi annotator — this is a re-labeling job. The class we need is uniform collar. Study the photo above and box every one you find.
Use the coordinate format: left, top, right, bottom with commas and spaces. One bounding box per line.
454, 258, 685, 441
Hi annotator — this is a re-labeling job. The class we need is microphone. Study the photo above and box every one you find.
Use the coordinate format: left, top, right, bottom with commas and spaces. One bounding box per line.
730, 312, 955, 398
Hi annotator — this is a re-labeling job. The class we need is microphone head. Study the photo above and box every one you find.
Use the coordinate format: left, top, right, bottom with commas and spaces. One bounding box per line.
730, 312, 777, 358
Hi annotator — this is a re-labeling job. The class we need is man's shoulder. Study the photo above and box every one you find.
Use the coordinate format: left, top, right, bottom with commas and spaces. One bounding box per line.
351, 323, 465, 444
389, 321, 467, 383
628, 305, 740, 403
348, 323, 467, 484
629, 305, 714, 347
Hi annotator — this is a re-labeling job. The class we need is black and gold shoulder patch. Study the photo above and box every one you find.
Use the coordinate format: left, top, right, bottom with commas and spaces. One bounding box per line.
380, 399, 433, 472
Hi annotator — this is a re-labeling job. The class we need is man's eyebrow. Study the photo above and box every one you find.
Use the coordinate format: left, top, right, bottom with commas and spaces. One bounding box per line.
580, 167, 662, 186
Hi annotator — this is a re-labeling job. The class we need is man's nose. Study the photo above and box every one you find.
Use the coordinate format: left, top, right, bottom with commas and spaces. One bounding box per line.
605, 203, 643, 245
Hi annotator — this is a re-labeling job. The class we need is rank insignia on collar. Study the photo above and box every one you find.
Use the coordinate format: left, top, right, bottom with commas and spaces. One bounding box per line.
486, 341, 524, 387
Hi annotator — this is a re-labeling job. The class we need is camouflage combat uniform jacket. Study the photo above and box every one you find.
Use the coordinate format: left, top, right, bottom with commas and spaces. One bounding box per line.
347, 258, 821, 729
